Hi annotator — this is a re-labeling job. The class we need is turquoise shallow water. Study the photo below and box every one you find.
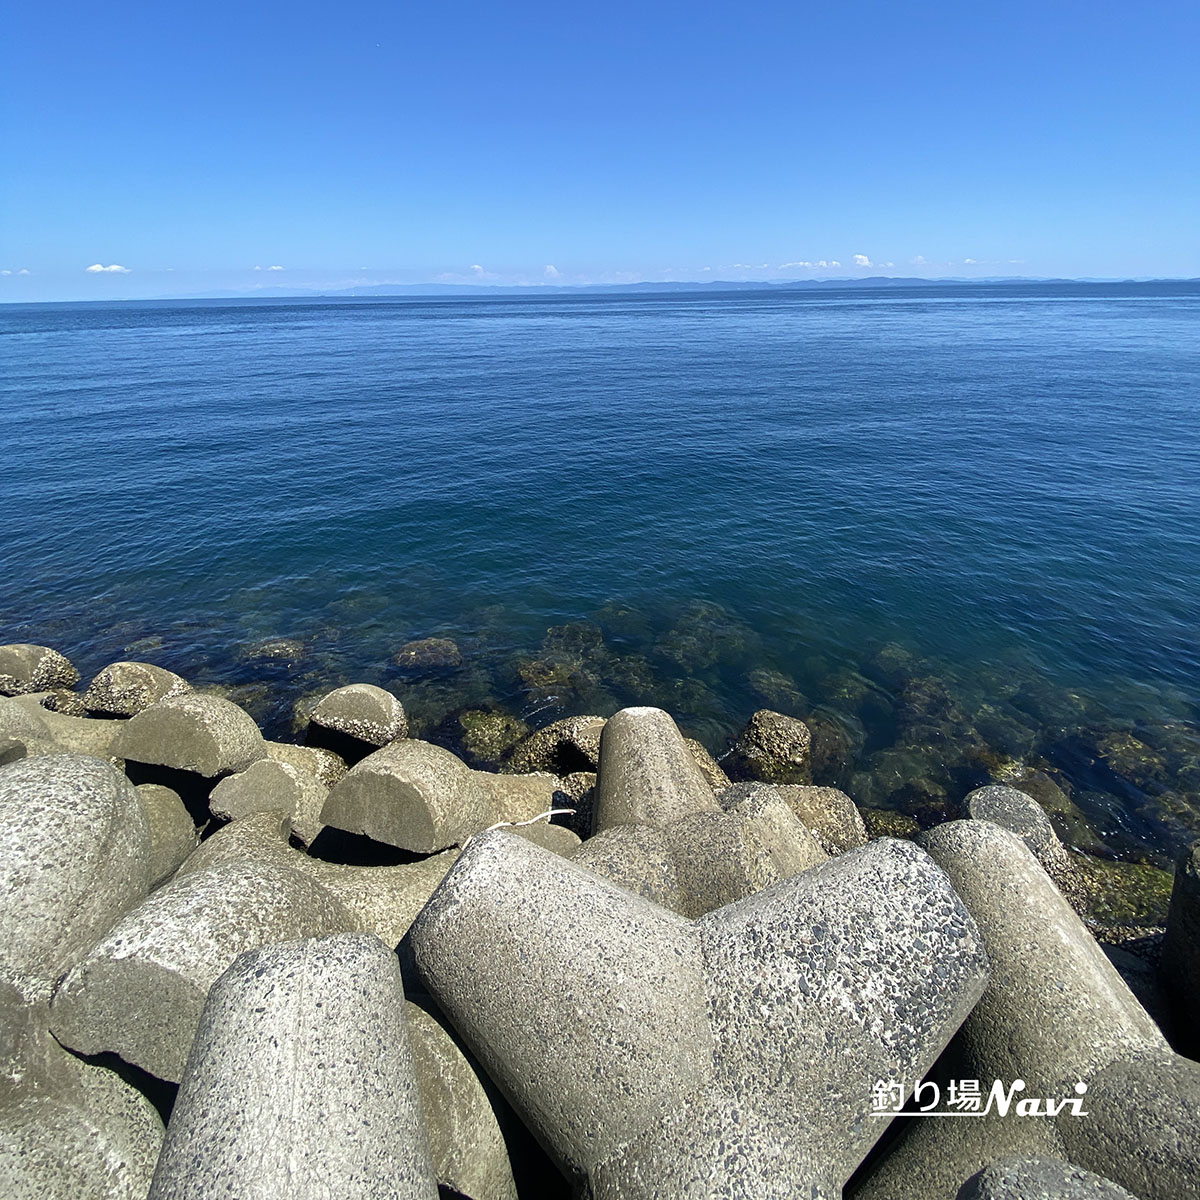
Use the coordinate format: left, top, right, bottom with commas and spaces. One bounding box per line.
2, 283, 1198, 860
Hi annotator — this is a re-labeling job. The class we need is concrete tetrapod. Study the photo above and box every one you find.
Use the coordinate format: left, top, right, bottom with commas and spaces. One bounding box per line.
0, 754, 152, 999
591, 706, 719, 833
149, 934, 438, 1199
851, 820, 1174, 1200
0, 980, 164, 1200
49, 857, 355, 1081
114, 692, 266, 777
176, 810, 458, 948
409, 829, 989, 1198
321, 738, 493, 852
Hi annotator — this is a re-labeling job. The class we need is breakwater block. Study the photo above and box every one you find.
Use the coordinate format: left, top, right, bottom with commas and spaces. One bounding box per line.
853, 819, 1188, 1200
409, 828, 989, 1197
591, 705, 719, 832
114, 692, 266, 778
148, 934, 438, 1199
0, 754, 152, 1000
49, 857, 356, 1081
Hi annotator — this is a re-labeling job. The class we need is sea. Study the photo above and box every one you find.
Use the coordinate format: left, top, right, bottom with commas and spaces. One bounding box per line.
2, 282, 1198, 865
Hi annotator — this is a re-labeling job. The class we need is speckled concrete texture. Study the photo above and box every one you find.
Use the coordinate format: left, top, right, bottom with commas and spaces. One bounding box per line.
408, 1002, 518, 1200
263, 737, 347, 787
412, 831, 988, 1197
507, 714, 605, 774
472, 768, 561, 824
0, 696, 53, 745
177, 809, 458, 948
0, 980, 164, 1200
149, 934, 438, 1199
756, 783, 869, 854
965, 785, 1069, 875
917, 821, 1165, 1092
8, 694, 125, 760
49, 857, 355, 1080
0, 754, 152, 999
310, 682, 408, 747
592, 706, 718, 833
570, 824, 684, 909
410, 830, 712, 1177
1056, 1052, 1200, 1200
322, 738, 492, 852
83, 661, 191, 716
956, 1156, 1138, 1200
134, 783, 198, 886
663, 797, 827, 919
209, 756, 328, 844
114, 692, 266, 777
0, 644, 79, 696
852, 820, 1171, 1200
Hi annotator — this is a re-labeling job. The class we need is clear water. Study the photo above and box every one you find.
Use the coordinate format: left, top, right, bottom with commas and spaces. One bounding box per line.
2, 283, 1198, 860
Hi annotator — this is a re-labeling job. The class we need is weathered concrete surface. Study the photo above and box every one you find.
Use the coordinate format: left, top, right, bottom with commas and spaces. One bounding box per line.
322, 739, 492, 853
83, 661, 190, 716
0, 697, 52, 746
408, 1003, 517, 1200
918, 821, 1166, 1091
965, 784, 1070, 876
263, 737, 347, 787
1162, 839, 1200, 1056
855, 820, 1170, 1200
0, 981, 164, 1200
7, 694, 124, 760
956, 1156, 1138, 1200
472, 769, 561, 825
592, 706, 718, 833
663, 792, 826, 918
149, 935, 438, 1199
725, 708, 813, 784
114, 692, 266, 777
765, 783, 869, 854
571, 824, 684, 909
309, 682, 407, 747
411, 831, 988, 1197
134, 783, 198, 887
0, 644, 79, 696
178, 810, 458, 948
209, 756, 328, 844
506, 820, 581, 857
1056, 1052, 1200, 1200
683, 737, 730, 790
49, 858, 355, 1081
0, 754, 152, 999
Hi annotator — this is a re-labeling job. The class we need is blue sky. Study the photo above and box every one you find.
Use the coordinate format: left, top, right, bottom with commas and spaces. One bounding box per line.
3, 1, 1198, 300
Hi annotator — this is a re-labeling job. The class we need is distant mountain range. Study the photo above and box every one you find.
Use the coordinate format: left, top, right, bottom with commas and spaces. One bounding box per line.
161, 276, 1200, 301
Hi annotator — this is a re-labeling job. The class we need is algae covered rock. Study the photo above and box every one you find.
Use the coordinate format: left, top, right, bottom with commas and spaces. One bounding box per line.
83, 661, 191, 716
0, 645, 79, 696
726, 708, 813, 784
394, 637, 463, 672
309, 683, 407, 749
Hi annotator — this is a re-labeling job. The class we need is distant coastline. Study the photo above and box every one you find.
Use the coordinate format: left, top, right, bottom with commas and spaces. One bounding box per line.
5, 276, 1200, 306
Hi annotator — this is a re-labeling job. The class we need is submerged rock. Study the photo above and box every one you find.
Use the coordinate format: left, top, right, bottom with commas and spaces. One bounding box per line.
725, 708, 813, 784
394, 637, 463, 672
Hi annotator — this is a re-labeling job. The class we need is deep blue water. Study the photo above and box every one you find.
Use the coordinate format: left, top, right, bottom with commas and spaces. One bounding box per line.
2, 284, 1198, 859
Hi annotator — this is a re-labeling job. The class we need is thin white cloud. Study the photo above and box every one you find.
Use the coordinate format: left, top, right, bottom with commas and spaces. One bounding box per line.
470, 264, 486, 275
86, 263, 130, 274
253, 265, 285, 271
963, 258, 977, 265
17, 268, 30, 275
0, 270, 9, 276
911, 255, 927, 266
544, 264, 561, 278
852, 254, 872, 268
779, 261, 816, 269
